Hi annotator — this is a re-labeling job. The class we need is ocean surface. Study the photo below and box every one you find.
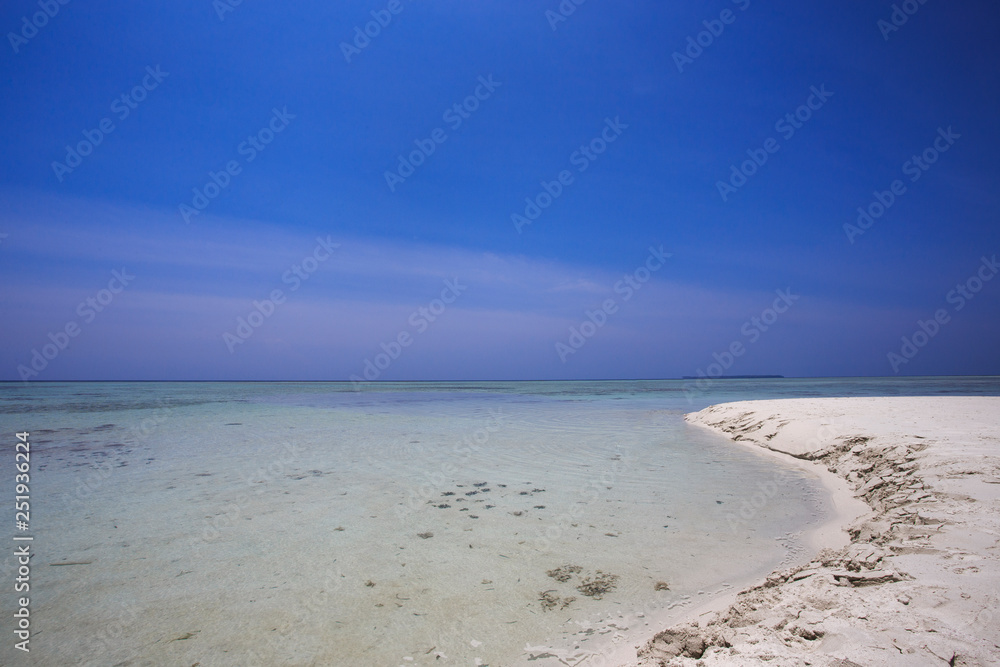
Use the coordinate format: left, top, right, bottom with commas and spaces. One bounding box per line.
1, 377, 999, 666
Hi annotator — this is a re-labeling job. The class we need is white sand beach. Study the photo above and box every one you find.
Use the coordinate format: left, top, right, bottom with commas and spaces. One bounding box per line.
623, 396, 1000, 666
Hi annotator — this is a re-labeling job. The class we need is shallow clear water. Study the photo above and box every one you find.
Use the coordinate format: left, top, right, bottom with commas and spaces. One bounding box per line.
1, 378, 998, 665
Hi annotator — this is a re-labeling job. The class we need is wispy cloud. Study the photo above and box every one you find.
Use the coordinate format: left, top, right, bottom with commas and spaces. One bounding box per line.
6, 192, 992, 380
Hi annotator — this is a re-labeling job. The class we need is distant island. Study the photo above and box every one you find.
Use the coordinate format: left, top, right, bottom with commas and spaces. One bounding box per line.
680, 375, 784, 380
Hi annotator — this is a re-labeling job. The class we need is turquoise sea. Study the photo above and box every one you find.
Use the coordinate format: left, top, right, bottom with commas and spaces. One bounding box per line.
2, 377, 999, 666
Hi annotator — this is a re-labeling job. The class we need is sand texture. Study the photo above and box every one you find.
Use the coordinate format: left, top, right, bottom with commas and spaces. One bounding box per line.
633, 396, 1000, 666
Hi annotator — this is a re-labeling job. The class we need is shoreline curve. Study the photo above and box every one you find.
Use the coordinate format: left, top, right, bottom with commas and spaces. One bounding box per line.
613, 396, 1000, 666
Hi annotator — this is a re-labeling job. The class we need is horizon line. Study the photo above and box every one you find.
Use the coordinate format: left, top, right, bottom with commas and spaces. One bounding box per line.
2, 374, 999, 384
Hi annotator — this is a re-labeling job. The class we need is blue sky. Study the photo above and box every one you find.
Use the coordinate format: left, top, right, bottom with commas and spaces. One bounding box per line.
1, 0, 998, 380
